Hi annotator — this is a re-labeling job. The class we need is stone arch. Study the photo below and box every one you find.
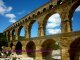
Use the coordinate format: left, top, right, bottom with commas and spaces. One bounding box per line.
18, 25, 25, 40
10, 41, 13, 49
26, 41, 36, 58
32, 14, 36, 18
69, 0, 80, 31
43, 8, 46, 12
15, 41, 22, 55
41, 39, 60, 59
12, 29, 16, 40
57, 0, 62, 5
69, 37, 80, 60
28, 20, 39, 37
69, 0, 80, 20
49, 5, 54, 9
8, 31, 10, 41
37, 11, 41, 15
43, 12, 61, 35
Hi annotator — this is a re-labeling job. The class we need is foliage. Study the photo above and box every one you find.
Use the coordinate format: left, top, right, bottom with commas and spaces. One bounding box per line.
0, 33, 8, 50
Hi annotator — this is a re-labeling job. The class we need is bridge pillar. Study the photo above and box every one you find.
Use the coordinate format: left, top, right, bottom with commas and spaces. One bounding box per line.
25, 26, 30, 38
38, 24, 45, 36
61, 47, 70, 60
61, 10, 72, 33
60, 37, 71, 60
6, 32, 8, 40
35, 46, 42, 60
10, 31, 12, 41
15, 28, 19, 40
61, 20, 72, 33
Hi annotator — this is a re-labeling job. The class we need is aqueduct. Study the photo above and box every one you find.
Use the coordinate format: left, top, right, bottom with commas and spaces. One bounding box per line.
3, 0, 80, 60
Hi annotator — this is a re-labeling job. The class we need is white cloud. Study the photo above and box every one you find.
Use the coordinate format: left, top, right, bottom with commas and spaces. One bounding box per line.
0, 0, 4, 6
5, 14, 16, 23
9, 19, 16, 23
5, 14, 16, 19
46, 23, 60, 28
47, 29, 61, 34
75, 5, 80, 12
46, 13, 61, 28
0, 0, 16, 23
48, 13, 61, 23
46, 13, 61, 35
0, 0, 12, 15
7, 6, 13, 12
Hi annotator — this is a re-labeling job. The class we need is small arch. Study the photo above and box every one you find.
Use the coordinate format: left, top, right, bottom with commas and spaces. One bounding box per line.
15, 41, 22, 55
69, 37, 80, 60
43, 8, 46, 12
32, 14, 36, 18
28, 16, 31, 19
49, 5, 54, 9
37, 11, 41, 15
25, 18, 27, 20
57, 0, 62, 5
26, 41, 36, 58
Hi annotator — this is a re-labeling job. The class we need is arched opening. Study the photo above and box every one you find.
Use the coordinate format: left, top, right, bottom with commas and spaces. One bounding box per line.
44, 13, 61, 35
69, 0, 80, 32
72, 6, 80, 31
69, 37, 80, 60
49, 5, 54, 9
15, 41, 22, 55
26, 41, 36, 59
29, 20, 38, 38
57, 0, 62, 5
43, 8, 46, 12
12, 29, 15, 40
41, 39, 61, 60
18, 26, 25, 40
8, 31, 10, 41
10, 42, 13, 49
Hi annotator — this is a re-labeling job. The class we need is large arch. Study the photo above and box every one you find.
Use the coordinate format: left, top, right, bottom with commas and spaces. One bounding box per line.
26, 41, 36, 58
69, 37, 80, 60
41, 39, 61, 60
18, 25, 25, 40
43, 12, 61, 35
15, 41, 22, 55
69, 0, 80, 31
28, 20, 38, 38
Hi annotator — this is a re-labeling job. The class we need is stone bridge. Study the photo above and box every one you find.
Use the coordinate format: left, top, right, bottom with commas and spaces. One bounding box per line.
3, 0, 80, 60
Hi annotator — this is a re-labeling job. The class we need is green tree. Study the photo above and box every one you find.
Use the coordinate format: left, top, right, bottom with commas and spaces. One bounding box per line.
0, 33, 8, 50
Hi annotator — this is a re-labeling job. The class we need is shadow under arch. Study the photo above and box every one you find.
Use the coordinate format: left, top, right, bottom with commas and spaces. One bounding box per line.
15, 41, 22, 55
41, 39, 59, 60
10, 42, 13, 49
69, 37, 80, 60
26, 41, 36, 58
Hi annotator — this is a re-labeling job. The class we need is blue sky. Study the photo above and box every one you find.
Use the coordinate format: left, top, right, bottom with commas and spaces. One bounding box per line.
0, 0, 80, 37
